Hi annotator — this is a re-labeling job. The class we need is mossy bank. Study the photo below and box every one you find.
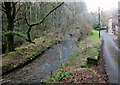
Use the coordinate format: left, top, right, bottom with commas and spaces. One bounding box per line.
1, 36, 56, 75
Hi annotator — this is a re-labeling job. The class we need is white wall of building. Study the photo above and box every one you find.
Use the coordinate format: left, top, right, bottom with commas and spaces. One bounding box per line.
108, 18, 113, 33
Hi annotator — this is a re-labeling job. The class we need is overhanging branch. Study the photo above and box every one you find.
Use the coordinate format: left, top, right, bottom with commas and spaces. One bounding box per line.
14, 17, 23, 23
23, 2, 64, 43
30, 2, 64, 27
25, 12, 31, 27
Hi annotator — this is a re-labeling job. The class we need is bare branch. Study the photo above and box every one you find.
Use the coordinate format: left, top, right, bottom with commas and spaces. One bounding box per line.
0, 3, 6, 13
2, 4, 5, 10
63, 3, 75, 18
15, 3, 23, 16
2, 9, 6, 13
12, 3, 16, 19
24, 12, 31, 27
30, 2, 64, 27
64, 4, 73, 13
14, 17, 23, 23
11, 2, 18, 8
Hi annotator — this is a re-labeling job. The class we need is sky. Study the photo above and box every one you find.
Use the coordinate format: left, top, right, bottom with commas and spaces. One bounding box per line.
85, 0, 119, 12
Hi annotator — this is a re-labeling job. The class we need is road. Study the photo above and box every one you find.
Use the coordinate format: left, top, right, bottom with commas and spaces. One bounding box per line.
101, 30, 120, 83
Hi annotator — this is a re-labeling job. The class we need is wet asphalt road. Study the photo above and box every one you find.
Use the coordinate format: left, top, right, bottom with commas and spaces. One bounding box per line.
101, 30, 120, 83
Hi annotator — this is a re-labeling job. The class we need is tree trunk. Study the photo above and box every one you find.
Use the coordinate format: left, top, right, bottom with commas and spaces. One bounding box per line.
6, 17, 14, 52
4, 2, 16, 52
6, 34, 14, 52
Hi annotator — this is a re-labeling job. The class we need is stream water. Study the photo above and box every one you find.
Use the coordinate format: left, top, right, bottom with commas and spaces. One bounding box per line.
2, 34, 78, 83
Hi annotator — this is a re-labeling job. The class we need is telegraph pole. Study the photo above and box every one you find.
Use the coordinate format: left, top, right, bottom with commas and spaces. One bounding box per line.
98, 7, 101, 39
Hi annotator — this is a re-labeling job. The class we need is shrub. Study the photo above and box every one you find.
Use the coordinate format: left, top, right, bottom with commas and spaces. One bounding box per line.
56, 70, 72, 82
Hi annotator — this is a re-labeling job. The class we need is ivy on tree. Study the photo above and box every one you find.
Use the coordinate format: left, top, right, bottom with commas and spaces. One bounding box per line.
2, 2, 64, 52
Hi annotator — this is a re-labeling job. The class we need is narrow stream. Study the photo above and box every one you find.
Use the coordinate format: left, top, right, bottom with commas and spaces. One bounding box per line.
2, 34, 78, 83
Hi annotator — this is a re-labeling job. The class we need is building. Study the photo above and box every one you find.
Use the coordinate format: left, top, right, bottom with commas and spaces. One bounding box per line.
118, 1, 120, 47
108, 15, 118, 34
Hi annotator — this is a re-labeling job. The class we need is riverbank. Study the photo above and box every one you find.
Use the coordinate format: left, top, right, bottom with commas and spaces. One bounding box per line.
44, 30, 109, 83
1, 36, 56, 75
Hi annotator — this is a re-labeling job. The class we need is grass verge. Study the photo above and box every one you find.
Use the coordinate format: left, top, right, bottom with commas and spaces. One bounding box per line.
89, 30, 99, 40
1, 36, 56, 75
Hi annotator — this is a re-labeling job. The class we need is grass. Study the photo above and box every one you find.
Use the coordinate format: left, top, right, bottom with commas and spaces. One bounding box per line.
63, 51, 80, 66
89, 30, 99, 40
1, 36, 56, 74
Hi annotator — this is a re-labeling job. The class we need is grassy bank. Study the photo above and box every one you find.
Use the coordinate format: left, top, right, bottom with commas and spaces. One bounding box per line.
44, 30, 106, 83
89, 30, 99, 40
1, 36, 56, 75
64, 30, 101, 68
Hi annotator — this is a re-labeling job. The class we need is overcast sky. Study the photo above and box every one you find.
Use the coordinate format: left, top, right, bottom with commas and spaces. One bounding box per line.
85, 0, 119, 12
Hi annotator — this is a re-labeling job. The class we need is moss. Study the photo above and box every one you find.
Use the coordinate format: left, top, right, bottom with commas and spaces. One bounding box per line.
2, 37, 56, 75
4, 51, 20, 58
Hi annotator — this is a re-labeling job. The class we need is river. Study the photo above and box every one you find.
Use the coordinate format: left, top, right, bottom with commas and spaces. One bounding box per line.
2, 34, 78, 83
